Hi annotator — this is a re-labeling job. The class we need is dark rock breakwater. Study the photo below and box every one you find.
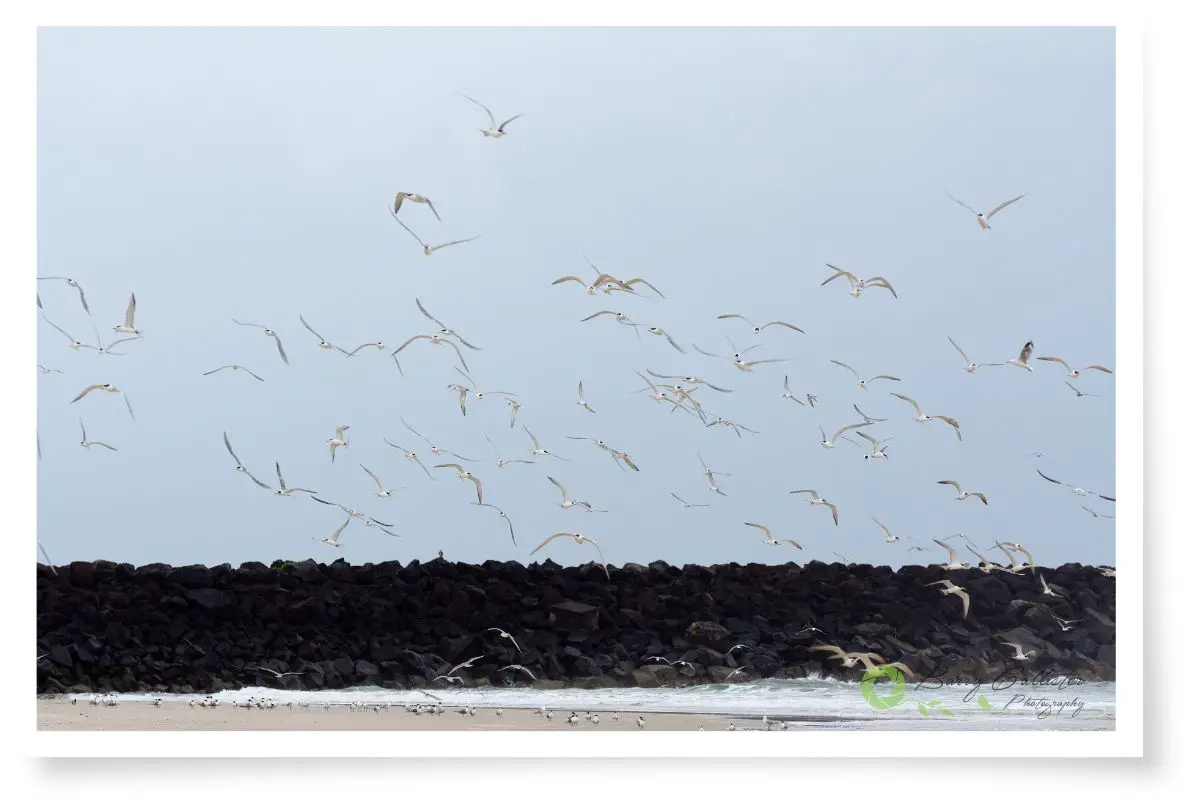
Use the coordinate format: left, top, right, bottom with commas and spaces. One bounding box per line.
36, 559, 1116, 694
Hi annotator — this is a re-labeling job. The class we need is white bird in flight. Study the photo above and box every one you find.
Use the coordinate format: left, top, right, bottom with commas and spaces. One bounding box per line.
393, 191, 441, 222
716, 314, 805, 336
484, 434, 535, 469
345, 341, 387, 358
42, 315, 108, 353
937, 479, 988, 504
744, 522, 803, 550
70, 383, 136, 422
529, 532, 609, 579
698, 453, 729, 496
581, 256, 667, 298
444, 655, 486, 679
1002, 642, 1037, 661
989, 540, 1034, 574
574, 381, 597, 414
402, 418, 478, 462
111, 293, 141, 336
360, 464, 401, 498
500, 664, 538, 681
272, 462, 317, 497
505, 397, 522, 430
945, 190, 1026, 230
251, 666, 307, 680
1039, 573, 1063, 598
392, 333, 471, 375
547, 476, 606, 513
646, 370, 733, 393
808, 644, 885, 670
789, 489, 839, 526
203, 364, 264, 381
451, 367, 514, 410
947, 336, 1002, 373
632, 325, 687, 353
487, 628, 523, 653
233, 318, 289, 365
852, 404, 887, 424
1006, 340, 1036, 371
1065, 381, 1099, 398
820, 265, 897, 298
77, 418, 117, 452
327, 425, 350, 463
889, 393, 962, 441
315, 515, 352, 548
1036, 356, 1113, 379
383, 436, 437, 480
38, 276, 91, 314
389, 209, 480, 257
830, 359, 901, 391
311, 497, 395, 531
932, 538, 968, 570
223, 431, 272, 490
965, 543, 1007, 573
705, 416, 760, 438
781, 375, 818, 408
670, 493, 710, 509
819, 421, 871, 449
462, 94, 522, 137
1036, 469, 1115, 502
853, 430, 892, 460
927, 579, 971, 618
299, 314, 350, 354
693, 340, 786, 373
580, 309, 639, 328
872, 517, 902, 544
435, 463, 484, 505
525, 425, 569, 461
416, 298, 482, 352
1052, 614, 1083, 632
474, 502, 517, 547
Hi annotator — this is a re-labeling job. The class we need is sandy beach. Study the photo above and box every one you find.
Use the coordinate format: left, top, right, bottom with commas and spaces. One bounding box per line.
37, 699, 758, 731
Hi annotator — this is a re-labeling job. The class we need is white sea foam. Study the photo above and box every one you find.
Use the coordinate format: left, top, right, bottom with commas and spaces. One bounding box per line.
68, 678, 1116, 730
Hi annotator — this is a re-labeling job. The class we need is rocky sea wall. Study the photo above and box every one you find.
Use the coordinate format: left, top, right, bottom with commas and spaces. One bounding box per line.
36, 559, 1116, 695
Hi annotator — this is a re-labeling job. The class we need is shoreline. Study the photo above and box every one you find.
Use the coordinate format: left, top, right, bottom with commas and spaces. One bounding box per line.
36, 696, 1114, 732
37, 698, 777, 731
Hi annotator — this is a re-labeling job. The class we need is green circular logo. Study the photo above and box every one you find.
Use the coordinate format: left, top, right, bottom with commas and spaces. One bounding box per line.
860, 664, 907, 710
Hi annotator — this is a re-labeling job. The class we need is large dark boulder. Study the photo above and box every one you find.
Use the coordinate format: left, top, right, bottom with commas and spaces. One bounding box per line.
686, 620, 731, 647
173, 565, 213, 590
551, 600, 599, 634
184, 588, 232, 611
632, 664, 676, 687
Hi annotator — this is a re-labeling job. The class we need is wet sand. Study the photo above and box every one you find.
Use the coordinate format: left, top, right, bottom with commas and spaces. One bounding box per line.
37, 699, 756, 731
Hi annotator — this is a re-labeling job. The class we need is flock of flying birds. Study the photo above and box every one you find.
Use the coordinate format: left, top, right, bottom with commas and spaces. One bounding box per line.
37, 94, 1116, 662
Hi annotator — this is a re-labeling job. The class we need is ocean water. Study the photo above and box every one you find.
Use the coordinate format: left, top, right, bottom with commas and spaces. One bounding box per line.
69, 677, 1117, 731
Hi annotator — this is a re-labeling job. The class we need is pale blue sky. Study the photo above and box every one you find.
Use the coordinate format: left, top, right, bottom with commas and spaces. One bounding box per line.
36, 27, 1115, 569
